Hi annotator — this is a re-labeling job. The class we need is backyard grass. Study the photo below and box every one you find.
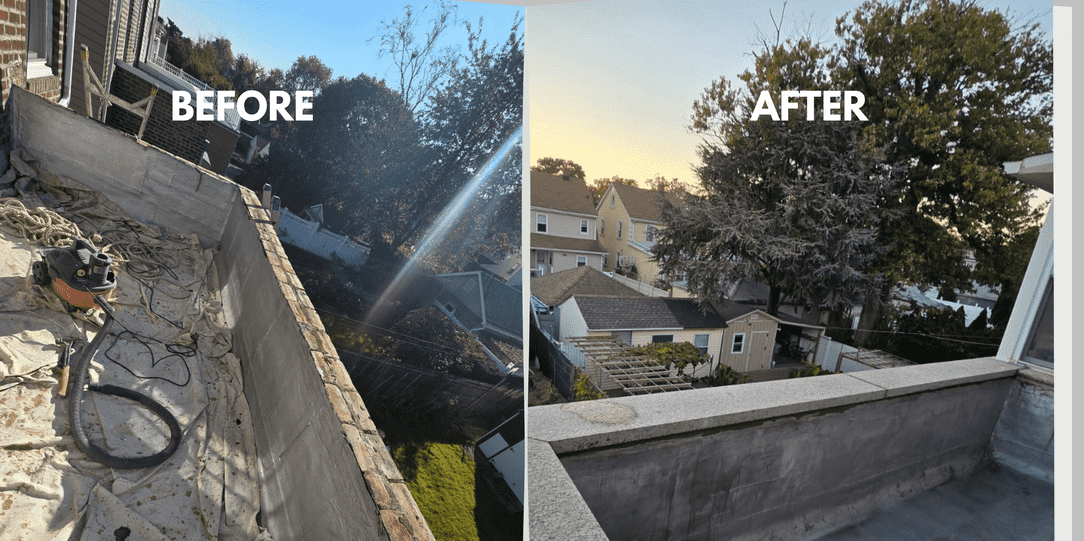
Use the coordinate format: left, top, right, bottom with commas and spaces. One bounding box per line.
393, 442, 479, 541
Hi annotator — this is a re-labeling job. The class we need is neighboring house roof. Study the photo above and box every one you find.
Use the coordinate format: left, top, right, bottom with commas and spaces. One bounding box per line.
530, 233, 607, 255
531, 266, 644, 307
435, 271, 521, 342
571, 295, 728, 331
531, 171, 597, 215
712, 301, 823, 330
610, 183, 683, 223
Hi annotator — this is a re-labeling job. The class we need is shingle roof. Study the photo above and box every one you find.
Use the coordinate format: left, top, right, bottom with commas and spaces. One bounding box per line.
611, 183, 683, 222
531, 171, 597, 215
571, 296, 728, 331
436, 271, 521, 340
530, 233, 607, 254
530, 266, 644, 307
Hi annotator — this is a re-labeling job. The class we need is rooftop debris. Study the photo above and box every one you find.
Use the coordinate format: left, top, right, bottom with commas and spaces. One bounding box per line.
0, 150, 271, 540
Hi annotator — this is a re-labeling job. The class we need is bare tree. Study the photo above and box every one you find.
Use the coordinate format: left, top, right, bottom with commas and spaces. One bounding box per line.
372, 1, 460, 114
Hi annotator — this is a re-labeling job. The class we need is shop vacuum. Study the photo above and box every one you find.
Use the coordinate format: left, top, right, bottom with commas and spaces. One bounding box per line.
33, 238, 182, 469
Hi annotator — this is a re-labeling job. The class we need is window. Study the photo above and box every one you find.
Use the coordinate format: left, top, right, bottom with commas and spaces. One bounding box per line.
581, 219, 589, 234
694, 334, 709, 356
610, 194, 615, 207
731, 333, 745, 354
536, 214, 548, 233
1023, 277, 1053, 366
600, 219, 605, 237
630, 222, 636, 241
617, 221, 623, 238
645, 225, 658, 243
577, 256, 587, 267
26, 0, 52, 78
651, 335, 673, 343
674, 270, 687, 282
536, 251, 547, 268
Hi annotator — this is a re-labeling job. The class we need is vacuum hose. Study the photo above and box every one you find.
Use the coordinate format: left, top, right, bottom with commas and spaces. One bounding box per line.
68, 296, 183, 469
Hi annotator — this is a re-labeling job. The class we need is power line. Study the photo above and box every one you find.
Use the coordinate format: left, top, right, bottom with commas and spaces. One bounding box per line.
822, 326, 1002, 347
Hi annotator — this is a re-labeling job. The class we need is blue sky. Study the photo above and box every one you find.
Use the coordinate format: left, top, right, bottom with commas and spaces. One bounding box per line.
160, 1, 523, 85
528, 0, 1054, 184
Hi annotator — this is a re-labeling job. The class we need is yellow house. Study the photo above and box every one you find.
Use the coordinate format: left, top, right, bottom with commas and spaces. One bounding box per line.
595, 183, 682, 286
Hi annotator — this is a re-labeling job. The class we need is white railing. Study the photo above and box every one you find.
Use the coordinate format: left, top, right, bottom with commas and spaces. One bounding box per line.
146, 55, 242, 130
618, 254, 637, 267
608, 273, 668, 297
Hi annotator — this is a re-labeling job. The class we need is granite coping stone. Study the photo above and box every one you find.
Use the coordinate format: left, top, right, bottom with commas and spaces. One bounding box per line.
844, 357, 1019, 398
529, 357, 1017, 454
526, 438, 610, 541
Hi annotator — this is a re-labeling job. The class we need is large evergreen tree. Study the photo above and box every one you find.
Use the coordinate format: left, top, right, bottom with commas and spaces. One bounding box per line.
654, 38, 898, 316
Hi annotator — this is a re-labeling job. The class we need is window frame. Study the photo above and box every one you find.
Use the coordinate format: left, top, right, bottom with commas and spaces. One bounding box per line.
581, 219, 589, 234
651, 334, 674, 343
536, 213, 548, 233
576, 255, 587, 267
731, 333, 745, 354
693, 334, 709, 356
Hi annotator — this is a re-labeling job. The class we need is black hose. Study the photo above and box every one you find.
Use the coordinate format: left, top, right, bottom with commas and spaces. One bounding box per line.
68, 297, 183, 470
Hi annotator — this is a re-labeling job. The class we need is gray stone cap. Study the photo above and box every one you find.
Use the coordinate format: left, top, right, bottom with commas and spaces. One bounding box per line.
527, 439, 610, 541
529, 357, 1017, 454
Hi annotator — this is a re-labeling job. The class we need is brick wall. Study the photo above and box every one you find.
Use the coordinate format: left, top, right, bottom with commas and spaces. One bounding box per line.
105, 63, 205, 165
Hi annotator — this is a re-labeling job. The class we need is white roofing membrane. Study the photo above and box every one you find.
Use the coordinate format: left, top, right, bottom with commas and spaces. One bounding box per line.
0, 159, 269, 540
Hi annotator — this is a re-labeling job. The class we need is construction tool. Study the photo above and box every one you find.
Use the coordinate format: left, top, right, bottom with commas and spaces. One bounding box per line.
34, 238, 182, 469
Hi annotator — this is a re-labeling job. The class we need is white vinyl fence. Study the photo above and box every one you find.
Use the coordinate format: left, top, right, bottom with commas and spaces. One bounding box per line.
277, 208, 369, 268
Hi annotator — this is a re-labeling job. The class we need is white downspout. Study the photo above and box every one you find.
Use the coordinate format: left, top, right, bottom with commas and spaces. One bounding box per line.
57, 0, 79, 107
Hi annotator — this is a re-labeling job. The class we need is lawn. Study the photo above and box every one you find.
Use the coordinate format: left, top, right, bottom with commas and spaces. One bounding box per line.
393, 442, 479, 541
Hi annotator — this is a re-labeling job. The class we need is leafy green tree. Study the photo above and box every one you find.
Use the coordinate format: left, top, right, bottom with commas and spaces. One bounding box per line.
835, 0, 1052, 341
587, 175, 637, 205
531, 157, 585, 179
284, 55, 333, 94
418, 16, 523, 265
654, 37, 897, 316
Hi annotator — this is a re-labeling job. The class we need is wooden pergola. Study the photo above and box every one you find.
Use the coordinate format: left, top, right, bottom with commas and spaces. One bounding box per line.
568, 336, 694, 395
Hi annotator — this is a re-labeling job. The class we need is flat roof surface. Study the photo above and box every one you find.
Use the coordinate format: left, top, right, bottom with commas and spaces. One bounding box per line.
817, 464, 1053, 541
0, 166, 265, 539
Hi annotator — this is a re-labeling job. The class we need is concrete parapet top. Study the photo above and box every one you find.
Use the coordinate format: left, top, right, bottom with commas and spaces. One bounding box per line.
529, 357, 1017, 454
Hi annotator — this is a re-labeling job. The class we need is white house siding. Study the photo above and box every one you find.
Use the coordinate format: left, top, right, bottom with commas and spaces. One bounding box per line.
558, 297, 590, 344
721, 313, 779, 372
547, 251, 604, 273
531, 209, 596, 239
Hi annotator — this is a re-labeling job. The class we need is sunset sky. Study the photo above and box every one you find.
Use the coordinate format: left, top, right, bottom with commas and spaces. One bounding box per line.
526, 0, 1053, 186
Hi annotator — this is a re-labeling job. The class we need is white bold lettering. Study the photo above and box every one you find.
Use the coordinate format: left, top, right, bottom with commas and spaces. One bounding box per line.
172, 91, 193, 121
237, 91, 267, 122
195, 90, 215, 121
216, 91, 236, 122
269, 91, 293, 121
822, 91, 842, 121
750, 91, 779, 121
294, 91, 314, 121
844, 91, 867, 121
798, 90, 821, 121
780, 91, 800, 121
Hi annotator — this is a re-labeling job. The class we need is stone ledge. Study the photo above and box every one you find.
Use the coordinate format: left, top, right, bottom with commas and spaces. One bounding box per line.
527, 438, 609, 541
530, 357, 1018, 455
844, 357, 1018, 398
235, 181, 434, 541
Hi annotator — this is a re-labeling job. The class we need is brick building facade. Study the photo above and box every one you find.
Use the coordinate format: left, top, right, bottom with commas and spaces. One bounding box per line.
0, 0, 68, 170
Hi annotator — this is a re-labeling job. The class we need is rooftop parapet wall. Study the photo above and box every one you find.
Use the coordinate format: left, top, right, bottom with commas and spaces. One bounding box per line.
529, 358, 1021, 541
7, 86, 433, 541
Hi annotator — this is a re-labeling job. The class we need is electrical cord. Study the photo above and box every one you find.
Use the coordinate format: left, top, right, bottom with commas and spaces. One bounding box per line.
67, 295, 184, 470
